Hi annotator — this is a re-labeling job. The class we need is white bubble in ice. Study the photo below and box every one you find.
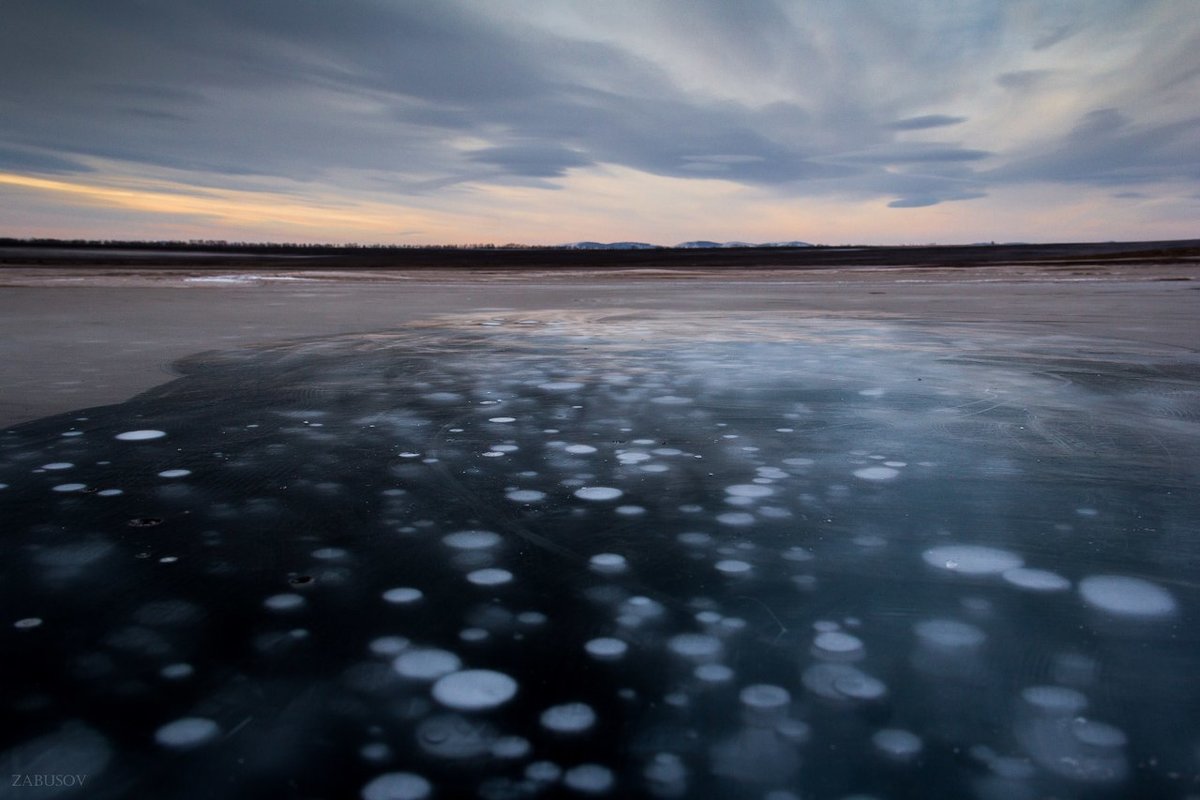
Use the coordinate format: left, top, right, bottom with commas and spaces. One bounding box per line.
695, 663, 735, 684
507, 489, 546, 502
539, 382, 584, 391
369, 636, 410, 657
263, 593, 305, 611
1003, 567, 1071, 592
467, 568, 513, 586
565, 444, 598, 454
311, 547, 347, 560
361, 772, 432, 800
715, 559, 752, 575
585, 637, 628, 661
564, 764, 615, 794
490, 736, 531, 760
813, 631, 865, 659
431, 669, 518, 711
1078, 575, 1177, 617
589, 553, 628, 574
1021, 685, 1088, 716
667, 633, 723, 662
872, 728, 923, 761
160, 663, 194, 680
853, 466, 899, 481
382, 587, 424, 605
650, 395, 692, 405
490, 444, 519, 453
393, 648, 462, 681
859, 387, 886, 397
116, 429, 167, 441
517, 611, 547, 626
443, 530, 502, 550
922, 544, 1023, 576
1071, 719, 1127, 749
14, 617, 42, 629
725, 484, 773, 498
526, 761, 562, 783
98, 489, 123, 496
154, 717, 219, 749
677, 532, 712, 546
540, 702, 596, 734
157, 469, 191, 478
914, 619, 985, 649
488, 416, 516, 423
740, 684, 790, 714
52, 483, 87, 492
574, 486, 622, 501
802, 663, 886, 701
716, 512, 755, 526
42, 462, 74, 470
615, 505, 645, 516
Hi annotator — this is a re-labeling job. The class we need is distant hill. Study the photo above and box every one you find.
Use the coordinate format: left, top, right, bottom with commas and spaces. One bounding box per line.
675, 240, 813, 249
561, 241, 659, 250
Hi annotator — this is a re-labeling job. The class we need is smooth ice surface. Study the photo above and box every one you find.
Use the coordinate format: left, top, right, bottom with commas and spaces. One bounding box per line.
3, 311, 1198, 799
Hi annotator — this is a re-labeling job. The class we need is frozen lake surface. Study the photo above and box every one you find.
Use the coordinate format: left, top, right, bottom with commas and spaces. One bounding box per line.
1, 311, 1197, 799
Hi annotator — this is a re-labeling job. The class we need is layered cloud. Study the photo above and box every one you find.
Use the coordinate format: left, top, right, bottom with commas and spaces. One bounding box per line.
1, 0, 1197, 242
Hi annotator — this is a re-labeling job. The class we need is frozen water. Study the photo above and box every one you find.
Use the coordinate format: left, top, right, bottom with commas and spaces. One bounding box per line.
432, 669, 518, 711
3, 311, 1199, 798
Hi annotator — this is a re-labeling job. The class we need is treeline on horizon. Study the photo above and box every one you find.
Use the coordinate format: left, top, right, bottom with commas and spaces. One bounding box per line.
0, 237, 840, 254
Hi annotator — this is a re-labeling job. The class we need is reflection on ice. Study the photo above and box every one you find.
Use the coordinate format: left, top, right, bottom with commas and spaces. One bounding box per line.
0, 311, 1197, 798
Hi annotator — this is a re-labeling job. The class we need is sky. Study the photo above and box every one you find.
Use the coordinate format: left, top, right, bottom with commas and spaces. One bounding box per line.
1, 0, 1198, 245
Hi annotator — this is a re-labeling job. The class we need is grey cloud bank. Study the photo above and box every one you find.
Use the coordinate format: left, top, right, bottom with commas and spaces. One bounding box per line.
1, 0, 1198, 219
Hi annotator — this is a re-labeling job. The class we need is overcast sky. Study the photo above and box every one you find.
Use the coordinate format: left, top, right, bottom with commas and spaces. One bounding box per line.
1, 0, 1198, 244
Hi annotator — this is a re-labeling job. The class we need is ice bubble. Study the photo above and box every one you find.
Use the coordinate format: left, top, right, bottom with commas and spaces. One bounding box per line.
432, 669, 518, 711
540, 702, 597, 734
1002, 567, 1070, 592
492, 736, 532, 759
264, 593, 306, 612
716, 512, 755, 526
740, 684, 790, 715
369, 636, 411, 657
42, 462, 73, 470
644, 753, 687, 796
812, 631, 865, 660
725, 484, 773, 498
526, 762, 563, 783
443, 530, 502, 550
873, 728, 923, 761
615, 505, 645, 516
459, 627, 488, 643
565, 444, 598, 454
1078, 575, 1177, 617
589, 553, 628, 574
575, 486, 623, 501
1071, 718, 1127, 750
488, 417, 516, 423
507, 489, 546, 502
157, 469, 191, 478
361, 772, 432, 800
489, 444, 519, 453
382, 587, 424, 605
116, 430, 166, 441
14, 617, 42, 629
853, 466, 899, 481
154, 717, 219, 749
517, 611, 547, 626
914, 619, 985, 649
161, 663, 194, 680
922, 544, 1023, 576
416, 714, 495, 760
51, 483, 87, 492
802, 663, 886, 702
667, 633, 723, 663
695, 663, 735, 684
677, 532, 712, 546
1021, 685, 1088, 716
393, 648, 462, 681
467, 568, 513, 586
859, 387, 886, 397
540, 382, 584, 391
585, 637, 628, 661
715, 559, 752, 575
97, 489, 123, 496
564, 764, 615, 794
650, 395, 691, 405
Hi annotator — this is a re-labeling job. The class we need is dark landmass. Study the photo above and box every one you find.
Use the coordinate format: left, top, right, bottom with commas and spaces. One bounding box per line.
1, 237, 1198, 272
